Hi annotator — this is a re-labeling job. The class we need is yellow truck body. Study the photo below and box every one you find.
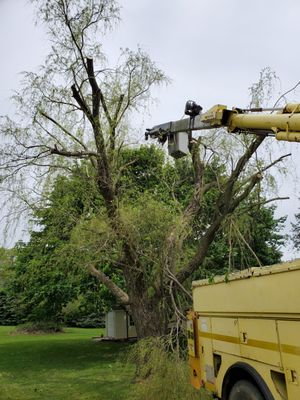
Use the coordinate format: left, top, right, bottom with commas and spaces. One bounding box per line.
188, 259, 300, 400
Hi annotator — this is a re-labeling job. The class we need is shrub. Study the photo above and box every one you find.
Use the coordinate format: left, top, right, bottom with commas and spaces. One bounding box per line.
126, 337, 212, 400
15, 321, 63, 334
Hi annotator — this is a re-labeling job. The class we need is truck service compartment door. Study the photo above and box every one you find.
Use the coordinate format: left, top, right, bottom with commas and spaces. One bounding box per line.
238, 319, 281, 368
277, 320, 300, 399
210, 317, 240, 356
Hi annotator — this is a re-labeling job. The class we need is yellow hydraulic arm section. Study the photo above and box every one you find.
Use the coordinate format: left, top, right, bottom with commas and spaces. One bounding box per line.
202, 103, 300, 142
145, 101, 300, 157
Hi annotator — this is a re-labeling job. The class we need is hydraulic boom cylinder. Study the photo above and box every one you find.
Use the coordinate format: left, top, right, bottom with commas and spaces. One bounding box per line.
228, 112, 300, 138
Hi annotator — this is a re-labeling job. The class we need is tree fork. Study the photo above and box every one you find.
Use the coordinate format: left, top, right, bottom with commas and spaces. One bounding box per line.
176, 136, 266, 284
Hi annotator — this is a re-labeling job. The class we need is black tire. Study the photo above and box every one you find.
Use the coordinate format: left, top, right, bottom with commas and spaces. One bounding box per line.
229, 380, 264, 400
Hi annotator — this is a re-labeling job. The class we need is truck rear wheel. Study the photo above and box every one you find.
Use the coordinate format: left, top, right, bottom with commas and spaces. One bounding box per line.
229, 380, 264, 400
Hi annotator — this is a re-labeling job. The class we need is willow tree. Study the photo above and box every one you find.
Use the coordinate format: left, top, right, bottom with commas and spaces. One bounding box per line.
0, 1, 288, 337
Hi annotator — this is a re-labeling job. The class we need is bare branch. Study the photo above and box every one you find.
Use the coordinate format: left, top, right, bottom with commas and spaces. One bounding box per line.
61, 0, 88, 71
231, 220, 262, 267
39, 111, 90, 151
236, 196, 289, 214
273, 81, 300, 109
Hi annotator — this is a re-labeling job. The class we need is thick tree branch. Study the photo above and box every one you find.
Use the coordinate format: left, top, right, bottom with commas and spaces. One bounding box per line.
86, 57, 112, 127
176, 214, 225, 284
113, 94, 125, 123
88, 265, 129, 305
176, 135, 266, 284
162, 141, 205, 281
70, 66, 118, 221
86, 57, 102, 121
71, 84, 93, 122
216, 136, 265, 215
229, 172, 262, 212
86, 58, 100, 93
109, 94, 125, 151
49, 147, 98, 159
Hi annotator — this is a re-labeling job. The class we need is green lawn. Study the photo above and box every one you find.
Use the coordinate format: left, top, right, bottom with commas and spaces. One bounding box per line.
0, 326, 133, 400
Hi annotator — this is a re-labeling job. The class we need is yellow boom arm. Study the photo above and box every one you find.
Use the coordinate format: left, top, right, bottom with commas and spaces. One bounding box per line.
210, 103, 300, 142
146, 102, 300, 157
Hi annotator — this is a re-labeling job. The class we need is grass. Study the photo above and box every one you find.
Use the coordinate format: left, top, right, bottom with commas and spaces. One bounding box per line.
0, 326, 133, 400
0, 326, 211, 400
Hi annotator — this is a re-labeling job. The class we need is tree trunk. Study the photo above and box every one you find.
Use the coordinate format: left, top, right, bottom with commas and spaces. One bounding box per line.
128, 287, 168, 338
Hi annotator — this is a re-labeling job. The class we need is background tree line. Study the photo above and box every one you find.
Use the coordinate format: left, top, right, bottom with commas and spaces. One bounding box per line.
0, 145, 287, 328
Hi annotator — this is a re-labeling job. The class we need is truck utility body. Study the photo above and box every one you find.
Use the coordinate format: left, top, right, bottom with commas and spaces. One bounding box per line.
188, 260, 300, 400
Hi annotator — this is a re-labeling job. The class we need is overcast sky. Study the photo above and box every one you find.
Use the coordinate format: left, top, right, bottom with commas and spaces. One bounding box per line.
1, 0, 300, 259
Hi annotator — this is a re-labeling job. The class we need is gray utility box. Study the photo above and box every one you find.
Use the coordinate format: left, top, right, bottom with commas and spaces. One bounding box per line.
168, 132, 189, 158
105, 309, 137, 340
